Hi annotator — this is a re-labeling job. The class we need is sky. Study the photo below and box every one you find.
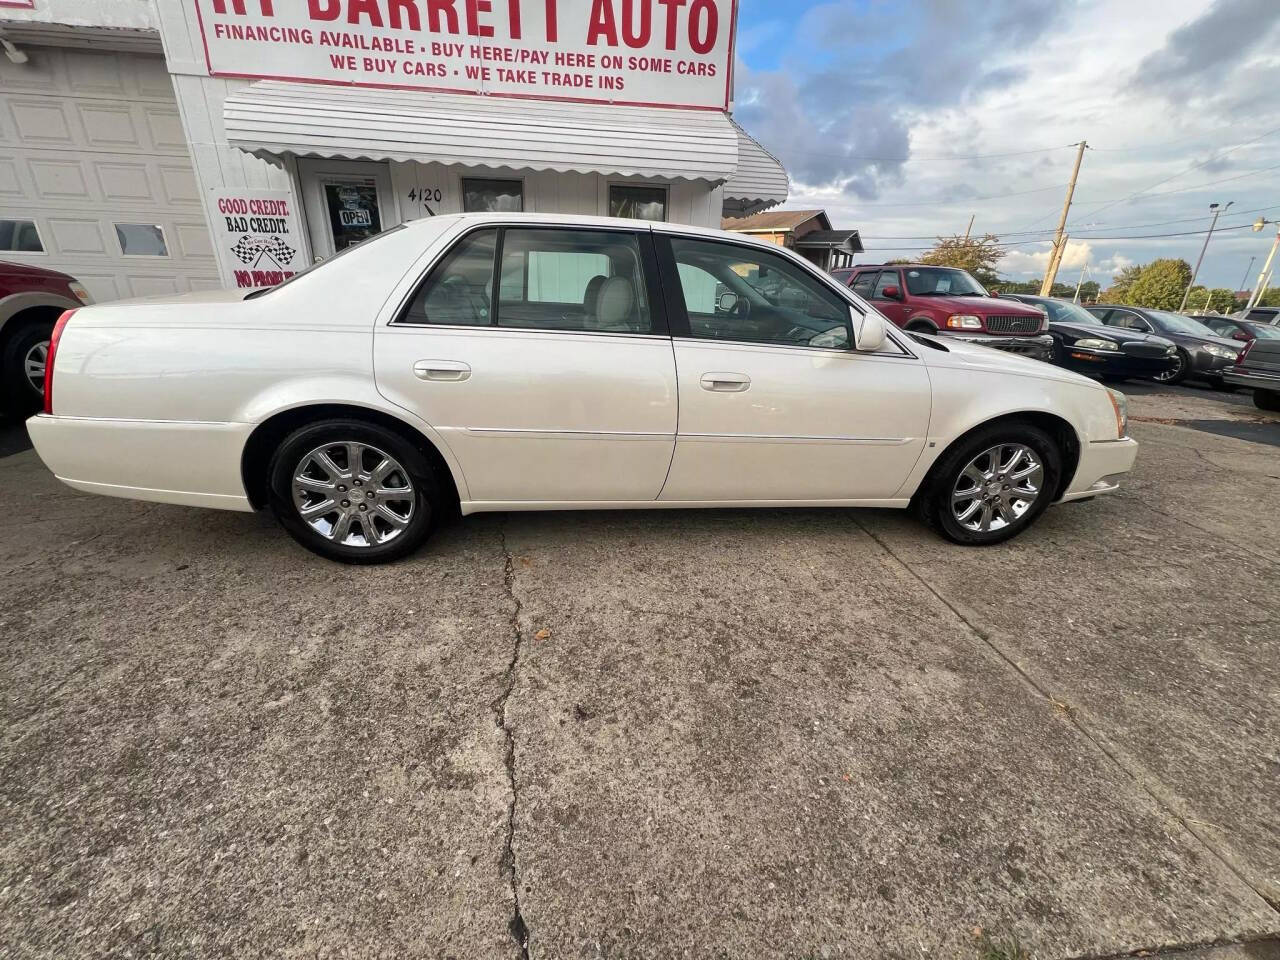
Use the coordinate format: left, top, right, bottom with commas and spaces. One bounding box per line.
732, 0, 1280, 293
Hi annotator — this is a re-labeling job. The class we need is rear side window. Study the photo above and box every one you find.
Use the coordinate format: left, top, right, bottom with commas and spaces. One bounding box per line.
401, 228, 497, 325
399, 226, 653, 334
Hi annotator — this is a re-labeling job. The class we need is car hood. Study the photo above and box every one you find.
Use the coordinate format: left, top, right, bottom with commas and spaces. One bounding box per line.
915, 294, 1043, 317
911, 331, 1101, 387
1051, 320, 1170, 344
1166, 329, 1241, 350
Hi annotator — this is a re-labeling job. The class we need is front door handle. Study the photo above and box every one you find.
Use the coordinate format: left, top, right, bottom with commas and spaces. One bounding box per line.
414, 359, 471, 382
700, 371, 751, 393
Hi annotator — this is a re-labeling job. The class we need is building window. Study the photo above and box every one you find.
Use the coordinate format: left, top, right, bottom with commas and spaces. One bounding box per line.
115, 223, 169, 256
609, 185, 667, 222
0, 219, 44, 253
462, 178, 524, 213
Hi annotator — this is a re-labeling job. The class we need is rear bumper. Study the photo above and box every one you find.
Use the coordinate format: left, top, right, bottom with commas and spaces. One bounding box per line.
1059, 436, 1139, 502
949, 332, 1054, 360
26, 414, 255, 511
1221, 369, 1280, 391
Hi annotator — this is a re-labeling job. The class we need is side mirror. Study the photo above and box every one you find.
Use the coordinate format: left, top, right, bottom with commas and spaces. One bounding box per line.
716, 291, 739, 313
854, 308, 887, 352
1232, 331, 1249, 341
882, 285, 901, 300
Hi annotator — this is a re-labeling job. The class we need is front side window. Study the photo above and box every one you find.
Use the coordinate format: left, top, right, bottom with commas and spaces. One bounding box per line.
610, 185, 667, 222
498, 228, 651, 332
668, 237, 851, 349
871, 270, 901, 299
463, 178, 523, 213
903, 267, 987, 297
401, 228, 497, 325
0, 219, 45, 253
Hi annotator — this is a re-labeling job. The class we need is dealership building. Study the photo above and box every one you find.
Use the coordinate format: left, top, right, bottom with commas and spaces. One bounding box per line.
0, 0, 789, 300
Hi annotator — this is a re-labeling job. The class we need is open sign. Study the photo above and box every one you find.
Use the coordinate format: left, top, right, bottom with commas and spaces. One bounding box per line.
339, 209, 372, 227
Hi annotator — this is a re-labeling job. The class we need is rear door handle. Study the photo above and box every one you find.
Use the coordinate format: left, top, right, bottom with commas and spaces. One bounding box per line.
700, 371, 751, 393
414, 359, 471, 382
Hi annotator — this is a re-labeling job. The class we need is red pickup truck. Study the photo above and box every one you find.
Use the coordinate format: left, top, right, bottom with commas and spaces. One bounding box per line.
1, 260, 93, 416
832, 263, 1052, 359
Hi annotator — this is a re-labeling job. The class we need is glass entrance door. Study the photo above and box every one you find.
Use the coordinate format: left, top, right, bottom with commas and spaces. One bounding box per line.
298, 159, 396, 261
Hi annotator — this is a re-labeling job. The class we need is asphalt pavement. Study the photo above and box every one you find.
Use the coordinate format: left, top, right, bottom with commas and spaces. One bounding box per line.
1, 387, 1278, 960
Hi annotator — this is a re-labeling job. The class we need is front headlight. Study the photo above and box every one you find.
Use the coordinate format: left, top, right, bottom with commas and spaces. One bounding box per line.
1203, 343, 1236, 360
1106, 388, 1128, 439
68, 281, 93, 305
1075, 337, 1120, 351
946, 314, 983, 330
1164, 343, 1176, 356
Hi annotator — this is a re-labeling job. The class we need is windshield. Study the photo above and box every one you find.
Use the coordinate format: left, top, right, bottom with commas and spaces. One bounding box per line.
1147, 310, 1220, 337
902, 267, 987, 297
1018, 297, 1103, 325
244, 225, 406, 299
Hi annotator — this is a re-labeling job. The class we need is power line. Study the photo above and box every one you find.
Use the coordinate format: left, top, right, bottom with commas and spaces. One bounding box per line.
862, 202, 1280, 240
764, 143, 1079, 164
859, 222, 1265, 252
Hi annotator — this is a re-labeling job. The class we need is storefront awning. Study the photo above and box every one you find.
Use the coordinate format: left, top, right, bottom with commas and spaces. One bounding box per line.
223, 81, 740, 182
723, 121, 789, 209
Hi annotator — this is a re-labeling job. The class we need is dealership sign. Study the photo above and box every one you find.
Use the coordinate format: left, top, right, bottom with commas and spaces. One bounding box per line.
194, 0, 736, 110
207, 187, 304, 289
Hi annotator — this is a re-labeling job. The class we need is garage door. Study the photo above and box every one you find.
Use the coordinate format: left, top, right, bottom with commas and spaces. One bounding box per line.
0, 45, 219, 301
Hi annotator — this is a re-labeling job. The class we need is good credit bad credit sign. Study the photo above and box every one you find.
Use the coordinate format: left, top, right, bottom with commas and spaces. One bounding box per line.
207, 188, 304, 289
195, 0, 737, 110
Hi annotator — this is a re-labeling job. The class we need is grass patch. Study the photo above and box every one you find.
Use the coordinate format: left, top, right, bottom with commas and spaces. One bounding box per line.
977, 931, 1030, 960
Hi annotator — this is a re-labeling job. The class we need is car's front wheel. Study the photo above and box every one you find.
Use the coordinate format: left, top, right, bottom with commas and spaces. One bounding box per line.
917, 422, 1061, 546
267, 419, 439, 564
1152, 348, 1189, 385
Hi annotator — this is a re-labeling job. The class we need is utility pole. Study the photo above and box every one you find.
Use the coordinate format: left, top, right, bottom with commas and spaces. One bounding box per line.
1239, 256, 1256, 297
1073, 260, 1091, 303
1246, 220, 1278, 310
1179, 200, 1232, 312
1039, 140, 1087, 296
963, 214, 975, 241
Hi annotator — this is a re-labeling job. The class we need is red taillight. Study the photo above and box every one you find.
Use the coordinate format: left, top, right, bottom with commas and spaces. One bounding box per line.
1236, 340, 1252, 366
43, 309, 75, 415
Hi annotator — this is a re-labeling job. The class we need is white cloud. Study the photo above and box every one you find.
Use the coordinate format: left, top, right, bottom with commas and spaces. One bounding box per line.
999, 241, 1094, 278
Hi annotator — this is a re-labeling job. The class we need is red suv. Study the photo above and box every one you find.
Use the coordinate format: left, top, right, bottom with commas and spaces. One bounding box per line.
832, 263, 1052, 359
1, 260, 93, 416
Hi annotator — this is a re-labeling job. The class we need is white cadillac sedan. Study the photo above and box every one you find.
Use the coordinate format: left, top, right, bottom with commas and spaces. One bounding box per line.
29, 213, 1137, 563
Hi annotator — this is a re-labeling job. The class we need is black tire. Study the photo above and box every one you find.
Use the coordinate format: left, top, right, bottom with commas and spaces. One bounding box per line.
916, 421, 1062, 546
267, 419, 441, 564
1255, 389, 1280, 412
1, 319, 55, 416
1152, 348, 1189, 385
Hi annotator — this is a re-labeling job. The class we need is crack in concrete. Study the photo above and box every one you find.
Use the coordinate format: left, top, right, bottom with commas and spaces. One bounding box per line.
495, 517, 531, 960
850, 517, 1280, 928
1067, 933, 1280, 960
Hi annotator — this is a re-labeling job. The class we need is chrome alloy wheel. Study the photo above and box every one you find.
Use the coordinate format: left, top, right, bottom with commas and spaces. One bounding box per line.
1153, 350, 1184, 382
950, 443, 1044, 533
23, 340, 49, 396
291, 441, 415, 548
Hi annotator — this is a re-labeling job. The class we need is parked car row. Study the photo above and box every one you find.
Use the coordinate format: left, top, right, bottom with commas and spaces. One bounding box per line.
823, 264, 1280, 409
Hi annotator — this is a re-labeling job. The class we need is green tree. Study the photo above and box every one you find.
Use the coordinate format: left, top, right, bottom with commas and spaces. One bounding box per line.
919, 234, 1004, 286
1101, 264, 1143, 303
1126, 258, 1192, 310
1186, 286, 1238, 313
1256, 286, 1280, 307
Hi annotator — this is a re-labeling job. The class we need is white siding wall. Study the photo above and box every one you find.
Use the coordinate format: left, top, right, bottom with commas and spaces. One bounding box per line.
150, 0, 725, 286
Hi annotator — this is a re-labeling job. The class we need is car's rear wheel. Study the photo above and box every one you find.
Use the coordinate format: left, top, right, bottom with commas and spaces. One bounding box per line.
1, 319, 55, 416
917, 422, 1061, 546
1152, 348, 1189, 385
1255, 389, 1280, 412
267, 419, 439, 564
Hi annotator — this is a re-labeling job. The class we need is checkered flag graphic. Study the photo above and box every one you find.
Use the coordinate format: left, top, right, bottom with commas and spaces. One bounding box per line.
229, 235, 298, 268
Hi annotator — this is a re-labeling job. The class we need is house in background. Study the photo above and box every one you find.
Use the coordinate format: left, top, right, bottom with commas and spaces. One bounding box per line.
721, 210, 862, 271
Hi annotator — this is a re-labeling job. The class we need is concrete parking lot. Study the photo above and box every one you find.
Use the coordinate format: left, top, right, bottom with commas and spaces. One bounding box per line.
2, 384, 1279, 960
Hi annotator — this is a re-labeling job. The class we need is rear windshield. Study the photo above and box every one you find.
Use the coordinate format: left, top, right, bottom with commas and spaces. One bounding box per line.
245, 225, 406, 299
